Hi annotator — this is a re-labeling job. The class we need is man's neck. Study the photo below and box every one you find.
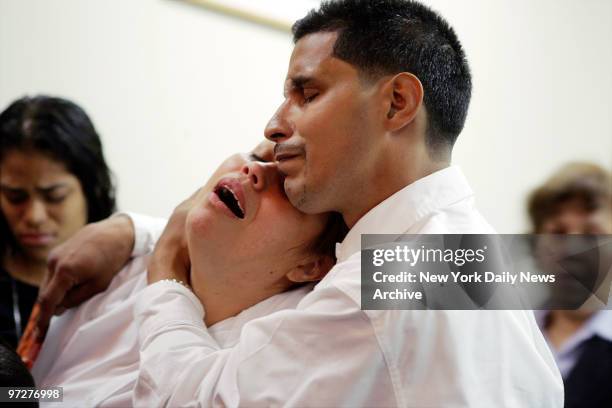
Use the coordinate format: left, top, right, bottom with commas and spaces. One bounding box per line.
341, 148, 450, 228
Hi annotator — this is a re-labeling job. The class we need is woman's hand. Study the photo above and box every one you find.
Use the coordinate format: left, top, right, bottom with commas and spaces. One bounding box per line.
147, 192, 197, 286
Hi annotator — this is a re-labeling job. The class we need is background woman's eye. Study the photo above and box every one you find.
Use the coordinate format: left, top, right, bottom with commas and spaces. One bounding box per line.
45, 193, 67, 204
1, 189, 28, 204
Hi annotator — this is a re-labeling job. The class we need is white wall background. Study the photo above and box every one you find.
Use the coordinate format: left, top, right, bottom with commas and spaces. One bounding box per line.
1, 0, 610, 233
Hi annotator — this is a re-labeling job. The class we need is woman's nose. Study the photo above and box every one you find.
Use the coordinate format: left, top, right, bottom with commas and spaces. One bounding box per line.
24, 199, 48, 227
241, 162, 279, 191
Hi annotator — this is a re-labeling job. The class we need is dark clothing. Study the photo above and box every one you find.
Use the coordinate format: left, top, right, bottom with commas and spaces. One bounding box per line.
0, 338, 38, 407
564, 335, 612, 408
0, 266, 38, 348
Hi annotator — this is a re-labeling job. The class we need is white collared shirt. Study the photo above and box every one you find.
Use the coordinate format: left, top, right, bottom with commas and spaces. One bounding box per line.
32, 214, 312, 407
536, 310, 612, 379
132, 166, 564, 407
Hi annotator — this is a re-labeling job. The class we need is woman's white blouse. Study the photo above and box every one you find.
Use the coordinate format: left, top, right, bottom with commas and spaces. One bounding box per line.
32, 249, 312, 407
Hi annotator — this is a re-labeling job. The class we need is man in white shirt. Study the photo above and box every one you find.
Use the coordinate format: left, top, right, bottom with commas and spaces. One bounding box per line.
132, 1, 563, 406
36, 0, 564, 406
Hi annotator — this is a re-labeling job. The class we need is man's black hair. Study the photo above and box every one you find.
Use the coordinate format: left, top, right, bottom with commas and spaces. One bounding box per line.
293, 0, 472, 155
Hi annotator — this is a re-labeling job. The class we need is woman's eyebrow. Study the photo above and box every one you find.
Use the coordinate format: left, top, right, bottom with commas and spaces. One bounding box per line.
0, 184, 23, 192
36, 183, 70, 194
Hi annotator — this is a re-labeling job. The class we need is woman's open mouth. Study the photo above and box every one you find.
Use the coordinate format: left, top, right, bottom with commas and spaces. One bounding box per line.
210, 178, 246, 219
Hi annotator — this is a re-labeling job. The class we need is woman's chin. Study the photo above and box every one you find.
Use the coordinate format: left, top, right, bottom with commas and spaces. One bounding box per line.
20, 245, 53, 264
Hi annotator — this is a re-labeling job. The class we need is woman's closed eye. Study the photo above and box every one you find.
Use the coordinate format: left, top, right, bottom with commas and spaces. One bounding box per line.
1, 187, 28, 204
44, 192, 68, 204
40, 185, 72, 204
249, 153, 267, 163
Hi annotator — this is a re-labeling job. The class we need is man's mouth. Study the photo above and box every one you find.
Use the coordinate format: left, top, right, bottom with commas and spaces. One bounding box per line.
213, 180, 245, 219
274, 145, 305, 176
274, 144, 305, 163
275, 152, 300, 162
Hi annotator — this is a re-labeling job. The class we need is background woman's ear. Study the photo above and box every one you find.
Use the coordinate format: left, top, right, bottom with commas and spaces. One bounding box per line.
286, 255, 335, 283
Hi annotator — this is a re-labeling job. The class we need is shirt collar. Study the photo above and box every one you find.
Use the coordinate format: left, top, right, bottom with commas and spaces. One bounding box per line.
536, 310, 612, 356
587, 310, 612, 342
335, 165, 474, 262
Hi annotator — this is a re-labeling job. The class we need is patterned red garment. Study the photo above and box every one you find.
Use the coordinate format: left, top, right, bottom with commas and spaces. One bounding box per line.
16, 303, 43, 370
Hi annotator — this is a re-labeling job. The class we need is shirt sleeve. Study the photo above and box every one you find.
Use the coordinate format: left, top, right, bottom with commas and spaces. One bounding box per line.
132, 279, 391, 407
118, 212, 168, 257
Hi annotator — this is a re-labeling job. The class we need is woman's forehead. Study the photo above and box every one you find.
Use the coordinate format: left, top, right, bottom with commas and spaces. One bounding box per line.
0, 149, 75, 185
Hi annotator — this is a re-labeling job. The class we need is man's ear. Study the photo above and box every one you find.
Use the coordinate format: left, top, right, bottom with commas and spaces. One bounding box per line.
286, 255, 335, 283
381, 72, 424, 132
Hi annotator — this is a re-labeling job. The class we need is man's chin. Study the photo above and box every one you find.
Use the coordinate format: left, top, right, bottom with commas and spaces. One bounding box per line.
284, 178, 330, 215
284, 179, 309, 211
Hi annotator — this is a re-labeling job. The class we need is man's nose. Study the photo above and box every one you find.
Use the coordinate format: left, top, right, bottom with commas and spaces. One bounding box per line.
264, 102, 294, 143
24, 199, 48, 227
241, 162, 279, 191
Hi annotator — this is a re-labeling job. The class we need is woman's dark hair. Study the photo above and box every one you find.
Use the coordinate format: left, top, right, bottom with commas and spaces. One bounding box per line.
0, 95, 116, 256
0, 337, 35, 386
528, 162, 612, 232
0, 338, 39, 406
309, 212, 349, 262
286, 211, 347, 289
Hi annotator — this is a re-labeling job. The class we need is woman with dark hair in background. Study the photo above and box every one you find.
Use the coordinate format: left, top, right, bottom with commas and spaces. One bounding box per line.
529, 163, 612, 408
0, 95, 116, 348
